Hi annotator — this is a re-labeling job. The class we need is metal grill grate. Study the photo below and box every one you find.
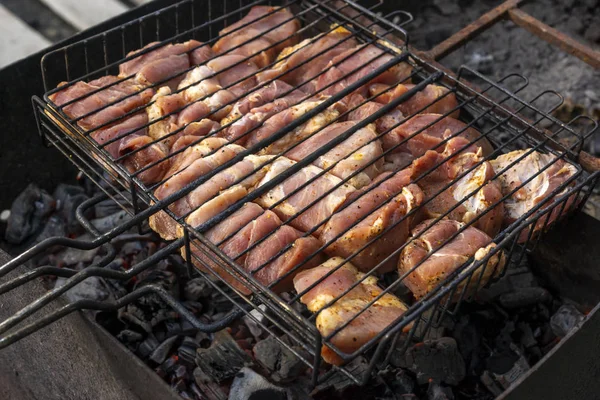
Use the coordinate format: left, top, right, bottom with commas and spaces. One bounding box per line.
7, 0, 599, 386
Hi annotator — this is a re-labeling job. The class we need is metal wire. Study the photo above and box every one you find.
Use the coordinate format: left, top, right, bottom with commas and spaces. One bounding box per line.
13, 0, 600, 387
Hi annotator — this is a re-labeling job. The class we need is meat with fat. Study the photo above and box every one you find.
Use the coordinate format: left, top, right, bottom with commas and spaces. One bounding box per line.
489, 149, 578, 243
398, 219, 506, 300
319, 168, 424, 273
410, 138, 505, 237
255, 157, 356, 236
294, 257, 409, 365
285, 121, 384, 189
369, 83, 459, 118
186, 205, 324, 294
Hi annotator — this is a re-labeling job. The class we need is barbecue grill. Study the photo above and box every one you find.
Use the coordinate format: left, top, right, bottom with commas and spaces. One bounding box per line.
1, 0, 599, 391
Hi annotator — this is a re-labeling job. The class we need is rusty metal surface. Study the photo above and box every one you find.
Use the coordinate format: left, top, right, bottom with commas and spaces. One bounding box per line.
424, 0, 523, 61
508, 8, 600, 70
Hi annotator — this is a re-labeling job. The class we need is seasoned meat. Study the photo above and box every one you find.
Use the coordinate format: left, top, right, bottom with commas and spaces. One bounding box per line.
255, 157, 356, 236
294, 257, 409, 365
369, 83, 459, 118
49, 76, 154, 131
489, 149, 578, 242
187, 207, 324, 295
214, 6, 300, 57
219, 91, 306, 145
315, 43, 413, 99
411, 138, 505, 237
247, 99, 343, 155
285, 121, 384, 189
382, 113, 494, 166
398, 219, 506, 300
119, 40, 214, 90
91, 113, 168, 185
319, 168, 424, 273
220, 80, 302, 127
258, 26, 359, 93
149, 142, 245, 240
182, 154, 275, 230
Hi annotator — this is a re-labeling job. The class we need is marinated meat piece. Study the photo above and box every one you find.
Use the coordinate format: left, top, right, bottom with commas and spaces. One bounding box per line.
164, 137, 228, 182
315, 44, 413, 98
213, 31, 277, 69
146, 87, 215, 150
90, 113, 168, 185
285, 121, 384, 189
383, 113, 494, 163
256, 157, 356, 236
149, 142, 244, 239
49, 76, 154, 131
214, 6, 300, 56
220, 80, 301, 127
119, 40, 214, 89
183, 154, 275, 230
369, 83, 460, 118
204, 202, 265, 245
219, 91, 306, 145
207, 55, 259, 97
411, 138, 505, 237
179, 56, 259, 121
398, 219, 506, 300
320, 168, 424, 273
258, 27, 358, 93
247, 99, 343, 155
489, 149, 578, 242
187, 208, 323, 295
294, 257, 409, 365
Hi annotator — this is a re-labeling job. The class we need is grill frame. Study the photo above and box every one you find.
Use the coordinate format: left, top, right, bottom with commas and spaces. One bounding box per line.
18, 0, 600, 386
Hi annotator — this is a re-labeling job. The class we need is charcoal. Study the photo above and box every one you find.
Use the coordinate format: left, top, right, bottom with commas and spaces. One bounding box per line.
117, 329, 144, 344
485, 345, 530, 389
382, 369, 415, 396
517, 322, 537, 349
498, 287, 551, 309
179, 337, 200, 364
193, 368, 228, 400
5, 183, 55, 244
253, 336, 305, 382
195, 329, 253, 382
94, 196, 129, 218
196, 331, 212, 348
550, 304, 585, 337
480, 370, 503, 397
56, 234, 99, 265
91, 210, 132, 233
55, 275, 111, 303
427, 381, 454, 400
432, 0, 460, 15
392, 337, 466, 386
53, 183, 88, 233
243, 305, 268, 339
314, 357, 369, 393
139, 335, 160, 359
229, 367, 288, 400
184, 277, 213, 301
150, 335, 180, 364
33, 214, 66, 244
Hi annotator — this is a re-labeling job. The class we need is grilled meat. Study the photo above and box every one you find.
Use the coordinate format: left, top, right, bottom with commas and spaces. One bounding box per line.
319, 168, 424, 273
255, 157, 356, 236
398, 219, 506, 300
369, 83, 459, 118
258, 26, 359, 93
149, 141, 245, 240
411, 138, 505, 237
187, 205, 323, 295
213, 6, 300, 65
49, 75, 154, 131
285, 121, 384, 189
294, 257, 409, 365
382, 113, 494, 168
247, 99, 344, 155
219, 91, 306, 145
119, 40, 215, 90
489, 149, 578, 242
